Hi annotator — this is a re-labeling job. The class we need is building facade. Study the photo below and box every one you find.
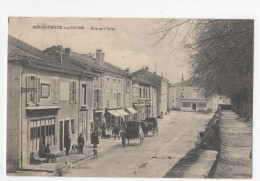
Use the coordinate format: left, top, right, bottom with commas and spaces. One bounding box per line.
171, 79, 230, 111
7, 36, 96, 171
132, 76, 157, 121
131, 67, 169, 116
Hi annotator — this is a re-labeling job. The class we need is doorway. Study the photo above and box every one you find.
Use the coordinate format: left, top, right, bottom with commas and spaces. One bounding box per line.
64, 120, 69, 149
192, 103, 197, 110
59, 121, 63, 151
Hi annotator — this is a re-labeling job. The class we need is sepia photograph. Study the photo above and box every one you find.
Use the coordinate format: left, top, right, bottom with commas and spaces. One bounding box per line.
6, 16, 253, 178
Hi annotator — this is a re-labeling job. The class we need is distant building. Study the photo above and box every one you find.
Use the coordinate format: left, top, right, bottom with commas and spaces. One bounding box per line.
170, 79, 230, 111
131, 67, 169, 116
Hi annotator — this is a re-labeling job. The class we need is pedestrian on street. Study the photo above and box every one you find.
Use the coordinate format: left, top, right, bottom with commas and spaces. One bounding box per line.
101, 122, 106, 139
91, 128, 99, 148
65, 133, 71, 155
114, 124, 120, 140
77, 133, 85, 154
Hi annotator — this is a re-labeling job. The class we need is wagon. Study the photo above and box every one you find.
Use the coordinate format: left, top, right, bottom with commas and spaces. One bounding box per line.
121, 121, 144, 146
142, 117, 159, 136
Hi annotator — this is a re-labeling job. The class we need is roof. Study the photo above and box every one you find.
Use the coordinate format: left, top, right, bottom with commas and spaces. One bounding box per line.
8, 35, 94, 76
173, 79, 199, 87
132, 76, 157, 87
131, 68, 169, 87
44, 46, 129, 77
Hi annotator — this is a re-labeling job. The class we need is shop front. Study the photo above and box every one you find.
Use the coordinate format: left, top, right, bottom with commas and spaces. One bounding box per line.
93, 109, 104, 130
125, 107, 138, 121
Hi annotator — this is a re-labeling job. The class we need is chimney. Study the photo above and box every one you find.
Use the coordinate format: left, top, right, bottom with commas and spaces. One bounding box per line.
124, 68, 129, 73
65, 47, 71, 56
96, 50, 102, 65
144, 66, 149, 71
57, 45, 63, 63
182, 73, 184, 82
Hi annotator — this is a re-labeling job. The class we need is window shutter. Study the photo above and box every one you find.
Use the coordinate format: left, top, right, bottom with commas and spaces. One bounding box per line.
74, 81, 77, 103
53, 79, 59, 103
69, 81, 73, 102
26, 76, 31, 105
94, 89, 97, 107
37, 77, 41, 104
99, 90, 101, 107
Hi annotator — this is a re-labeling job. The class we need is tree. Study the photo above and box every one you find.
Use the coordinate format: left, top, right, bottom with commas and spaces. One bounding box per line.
151, 19, 254, 118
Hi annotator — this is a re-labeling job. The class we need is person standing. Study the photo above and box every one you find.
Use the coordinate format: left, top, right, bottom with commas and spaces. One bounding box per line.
91, 128, 99, 148
101, 122, 106, 139
65, 133, 71, 155
77, 133, 85, 154
114, 124, 120, 140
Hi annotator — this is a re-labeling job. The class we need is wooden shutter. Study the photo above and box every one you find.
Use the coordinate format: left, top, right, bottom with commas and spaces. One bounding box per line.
53, 79, 59, 103
98, 89, 101, 107
74, 81, 77, 103
94, 89, 97, 107
26, 76, 31, 105
36, 77, 41, 104
69, 81, 73, 102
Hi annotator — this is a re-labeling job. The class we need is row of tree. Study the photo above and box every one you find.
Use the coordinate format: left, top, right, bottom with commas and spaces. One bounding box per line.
152, 19, 253, 119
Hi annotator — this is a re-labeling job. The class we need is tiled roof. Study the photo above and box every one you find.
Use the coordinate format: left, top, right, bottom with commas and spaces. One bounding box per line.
131, 68, 167, 87
44, 46, 128, 76
132, 76, 157, 87
172, 79, 199, 87
8, 35, 94, 75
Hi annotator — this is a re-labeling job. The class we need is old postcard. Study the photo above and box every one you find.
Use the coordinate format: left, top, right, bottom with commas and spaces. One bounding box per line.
7, 17, 253, 178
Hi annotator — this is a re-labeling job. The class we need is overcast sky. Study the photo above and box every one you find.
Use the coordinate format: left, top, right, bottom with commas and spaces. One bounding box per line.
8, 17, 192, 84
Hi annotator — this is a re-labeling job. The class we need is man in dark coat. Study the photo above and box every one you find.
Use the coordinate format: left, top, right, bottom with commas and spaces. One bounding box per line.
114, 124, 120, 140
91, 128, 99, 148
65, 133, 71, 155
77, 134, 85, 154
101, 122, 106, 139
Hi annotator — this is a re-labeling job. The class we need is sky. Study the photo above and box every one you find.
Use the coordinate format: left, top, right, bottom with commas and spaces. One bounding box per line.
8, 17, 192, 84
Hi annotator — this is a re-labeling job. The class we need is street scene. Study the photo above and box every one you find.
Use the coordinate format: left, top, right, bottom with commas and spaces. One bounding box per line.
6, 18, 253, 178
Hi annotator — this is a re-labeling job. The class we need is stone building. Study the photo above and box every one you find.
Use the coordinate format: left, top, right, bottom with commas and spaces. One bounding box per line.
132, 76, 157, 120
131, 67, 169, 116
7, 35, 97, 171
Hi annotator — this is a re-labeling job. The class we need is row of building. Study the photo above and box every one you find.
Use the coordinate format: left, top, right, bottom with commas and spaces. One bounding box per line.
7, 35, 230, 171
7, 35, 169, 171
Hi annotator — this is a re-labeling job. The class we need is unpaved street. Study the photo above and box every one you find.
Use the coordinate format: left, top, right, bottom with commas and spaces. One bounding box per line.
66, 111, 212, 177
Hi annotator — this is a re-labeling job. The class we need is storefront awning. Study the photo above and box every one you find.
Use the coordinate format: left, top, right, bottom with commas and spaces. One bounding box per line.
126, 108, 138, 114
107, 110, 121, 117
116, 109, 129, 116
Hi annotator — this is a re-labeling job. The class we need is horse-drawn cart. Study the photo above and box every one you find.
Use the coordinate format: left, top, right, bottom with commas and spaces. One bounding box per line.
121, 121, 144, 146
142, 117, 159, 136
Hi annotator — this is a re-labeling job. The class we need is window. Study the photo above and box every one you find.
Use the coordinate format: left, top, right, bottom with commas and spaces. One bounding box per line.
140, 88, 142, 98
143, 88, 145, 98
41, 84, 50, 98
26, 76, 41, 105
149, 89, 151, 98
182, 102, 191, 107
197, 102, 206, 107
69, 81, 77, 103
96, 76, 100, 84
114, 92, 117, 106
118, 79, 121, 86
30, 118, 55, 151
71, 119, 75, 134
126, 80, 130, 93
117, 92, 121, 107
106, 91, 110, 108
94, 89, 101, 107
82, 84, 87, 105
113, 78, 116, 85
106, 77, 110, 85
181, 92, 184, 98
